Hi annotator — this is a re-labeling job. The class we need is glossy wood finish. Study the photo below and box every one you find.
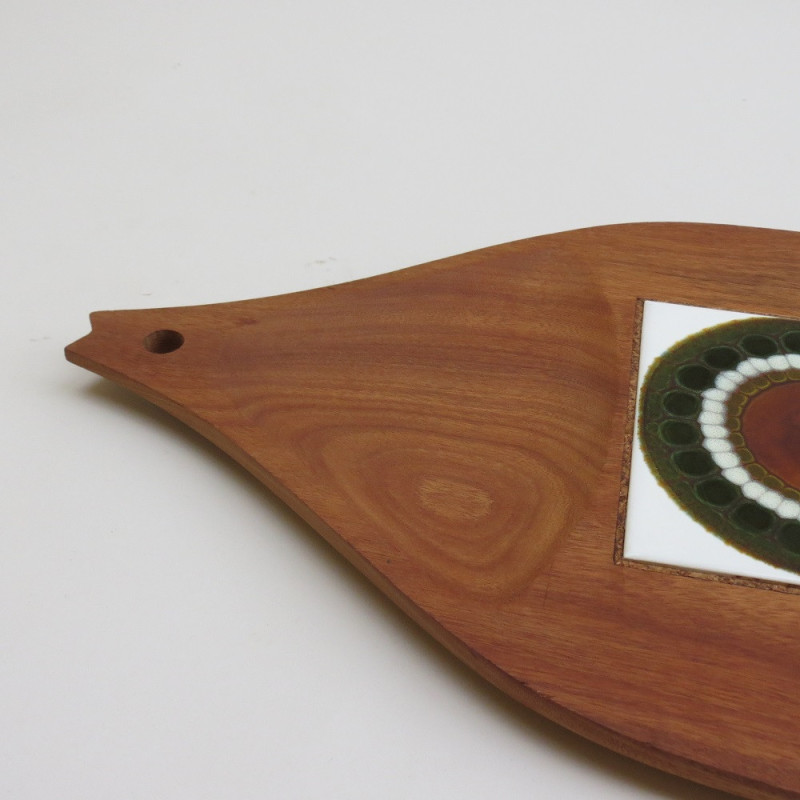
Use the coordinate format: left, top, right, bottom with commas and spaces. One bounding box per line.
66, 224, 800, 799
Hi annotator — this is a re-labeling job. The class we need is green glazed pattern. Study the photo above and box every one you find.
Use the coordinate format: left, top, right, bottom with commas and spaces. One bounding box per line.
639, 315, 800, 575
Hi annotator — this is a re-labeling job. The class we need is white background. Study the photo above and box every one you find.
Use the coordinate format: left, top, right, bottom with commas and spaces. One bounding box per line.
3, 2, 800, 798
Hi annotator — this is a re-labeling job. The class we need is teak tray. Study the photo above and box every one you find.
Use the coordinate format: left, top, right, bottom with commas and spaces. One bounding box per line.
66, 223, 800, 799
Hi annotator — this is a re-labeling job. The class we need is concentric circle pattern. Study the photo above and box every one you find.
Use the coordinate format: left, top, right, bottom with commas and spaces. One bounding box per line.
639, 315, 800, 574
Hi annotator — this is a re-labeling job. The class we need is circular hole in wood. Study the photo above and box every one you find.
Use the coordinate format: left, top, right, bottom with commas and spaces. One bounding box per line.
143, 329, 184, 354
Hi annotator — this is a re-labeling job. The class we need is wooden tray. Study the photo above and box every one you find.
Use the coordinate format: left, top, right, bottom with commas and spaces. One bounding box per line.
66, 223, 800, 799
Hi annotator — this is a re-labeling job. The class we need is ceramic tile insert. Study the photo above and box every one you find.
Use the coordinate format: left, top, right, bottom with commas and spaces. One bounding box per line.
624, 299, 800, 588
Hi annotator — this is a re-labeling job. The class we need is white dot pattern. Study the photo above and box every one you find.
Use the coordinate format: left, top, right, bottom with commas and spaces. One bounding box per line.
701, 360, 800, 521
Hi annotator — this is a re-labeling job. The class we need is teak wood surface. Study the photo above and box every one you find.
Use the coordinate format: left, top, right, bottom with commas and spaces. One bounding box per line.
66, 223, 800, 799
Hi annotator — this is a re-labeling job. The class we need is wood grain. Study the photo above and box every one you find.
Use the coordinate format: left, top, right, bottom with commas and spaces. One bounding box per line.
65, 223, 800, 799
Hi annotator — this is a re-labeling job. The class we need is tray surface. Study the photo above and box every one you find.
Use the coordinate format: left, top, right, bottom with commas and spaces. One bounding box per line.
66, 223, 800, 800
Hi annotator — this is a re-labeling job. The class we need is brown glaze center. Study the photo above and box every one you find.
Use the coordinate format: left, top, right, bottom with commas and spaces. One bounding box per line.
740, 381, 800, 491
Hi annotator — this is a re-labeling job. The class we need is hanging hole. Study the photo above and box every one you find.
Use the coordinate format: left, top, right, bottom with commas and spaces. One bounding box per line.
143, 329, 184, 354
